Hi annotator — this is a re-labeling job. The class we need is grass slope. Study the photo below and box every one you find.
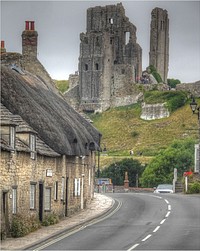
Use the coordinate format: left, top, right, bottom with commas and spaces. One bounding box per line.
89, 102, 199, 168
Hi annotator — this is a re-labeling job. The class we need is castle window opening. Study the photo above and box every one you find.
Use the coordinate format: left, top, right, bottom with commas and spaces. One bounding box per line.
95, 63, 99, 70
85, 64, 88, 71
109, 18, 113, 24
125, 32, 130, 45
121, 69, 125, 74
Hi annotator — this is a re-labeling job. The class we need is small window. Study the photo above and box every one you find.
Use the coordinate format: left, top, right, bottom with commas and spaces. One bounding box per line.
95, 63, 99, 70
74, 178, 81, 196
109, 18, 113, 24
54, 181, 58, 201
121, 69, 125, 74
61, 177, 65, 201
30, 183, 36, 209
85, 64, 88, 71
44, 187, 51, 211
30, 134, 36, 159
125, 32, 130, 45
12, 187, 17, 214
10, 126, 15, 148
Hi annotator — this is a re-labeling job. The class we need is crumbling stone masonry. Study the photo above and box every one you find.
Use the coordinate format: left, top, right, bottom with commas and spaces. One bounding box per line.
78, 3, 142, 112
149, 8, 169, 83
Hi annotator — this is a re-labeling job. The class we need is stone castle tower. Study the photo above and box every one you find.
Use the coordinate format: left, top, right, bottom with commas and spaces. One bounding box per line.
78, 3, 142, 112
149, 8, 169, 83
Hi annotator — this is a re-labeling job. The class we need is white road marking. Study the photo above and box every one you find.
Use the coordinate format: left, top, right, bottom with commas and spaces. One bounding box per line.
127, 243, 140, 251
142, 234, 152, 242
166, 211, 171, 217
160, 219, 166, 224
168, 204, 171, 210
165, 199, 169, 204
153, 226, 160, 232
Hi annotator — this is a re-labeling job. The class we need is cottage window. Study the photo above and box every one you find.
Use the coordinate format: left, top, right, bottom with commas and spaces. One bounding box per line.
95, 63, 99, 70
54, 181, 58, 201
30, 183, 36, 209
30, 134, 36, 159
12, 187, 17, 214
61, 177, 65, 201
44, 187, 51, 211
74, 178, 81, 196
10, 126, 15, 149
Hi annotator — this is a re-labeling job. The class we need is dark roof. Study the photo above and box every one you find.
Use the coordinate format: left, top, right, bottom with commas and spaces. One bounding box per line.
1, 65, 101, 156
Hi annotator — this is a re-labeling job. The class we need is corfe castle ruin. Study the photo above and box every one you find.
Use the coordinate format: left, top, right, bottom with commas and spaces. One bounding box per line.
65, 3, 170, 113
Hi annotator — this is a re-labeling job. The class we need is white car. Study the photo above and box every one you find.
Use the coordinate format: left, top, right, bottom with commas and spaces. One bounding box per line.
154, 184, 173, 193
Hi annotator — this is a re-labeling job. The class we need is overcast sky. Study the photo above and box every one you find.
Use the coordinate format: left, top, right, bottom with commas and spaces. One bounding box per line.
1, 0, 200, 83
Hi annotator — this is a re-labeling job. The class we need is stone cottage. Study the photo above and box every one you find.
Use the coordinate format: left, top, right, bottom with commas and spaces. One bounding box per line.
0, 21, 101, 238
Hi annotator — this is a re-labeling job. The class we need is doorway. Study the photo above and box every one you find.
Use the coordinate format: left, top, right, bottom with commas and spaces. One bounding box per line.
39, 183, 43, 222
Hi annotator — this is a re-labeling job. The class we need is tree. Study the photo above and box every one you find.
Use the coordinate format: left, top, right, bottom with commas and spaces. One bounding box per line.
140, 138, 195, 187
99, 158, 145, 187
167, 78, 181, 89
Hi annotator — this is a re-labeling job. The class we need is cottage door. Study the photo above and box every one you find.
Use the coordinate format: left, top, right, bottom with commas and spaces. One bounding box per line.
39, 183, 43, 222
1, 191, 9, 239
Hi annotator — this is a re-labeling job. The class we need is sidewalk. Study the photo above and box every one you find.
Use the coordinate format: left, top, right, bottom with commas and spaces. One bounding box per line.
1, 193, 114, 250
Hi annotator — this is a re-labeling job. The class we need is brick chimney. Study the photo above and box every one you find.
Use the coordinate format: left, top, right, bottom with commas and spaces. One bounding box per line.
22, 21, 38, 60
1, 40, 6, 54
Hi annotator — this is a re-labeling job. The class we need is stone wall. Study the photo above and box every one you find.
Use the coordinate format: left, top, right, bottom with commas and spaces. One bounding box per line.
140, 102, 170, 120
149, 8, 169, 83
176, 81, 200, 97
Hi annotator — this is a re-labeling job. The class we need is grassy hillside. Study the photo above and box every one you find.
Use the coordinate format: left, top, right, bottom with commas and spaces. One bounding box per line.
88, 100, 199, 168
54, 80, 69, 93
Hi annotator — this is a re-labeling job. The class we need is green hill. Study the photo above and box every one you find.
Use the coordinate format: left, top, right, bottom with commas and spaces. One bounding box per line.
88, 99, 199, 169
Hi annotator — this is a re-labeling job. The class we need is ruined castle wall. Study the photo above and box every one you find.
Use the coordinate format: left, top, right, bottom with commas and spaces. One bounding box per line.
79, 3, 142, 112
176, 81, 200, 97
149, 8, 169, 83
140, 102, 170, 120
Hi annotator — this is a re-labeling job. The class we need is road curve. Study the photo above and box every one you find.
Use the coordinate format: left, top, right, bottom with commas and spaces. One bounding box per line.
36, 193, 200, 250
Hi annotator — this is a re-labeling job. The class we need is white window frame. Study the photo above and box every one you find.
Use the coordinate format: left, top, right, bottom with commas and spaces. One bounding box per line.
61, 177, 65, 201
12, 187, 17, 214
54, 181, 58, 201
30, 134, 36, 159
30, 183, 36, 209
10, 126, 15, 148
44, 187, 51, 211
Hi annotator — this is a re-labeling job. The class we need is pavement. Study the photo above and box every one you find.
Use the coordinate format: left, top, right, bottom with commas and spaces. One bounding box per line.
1, 193, 114, 250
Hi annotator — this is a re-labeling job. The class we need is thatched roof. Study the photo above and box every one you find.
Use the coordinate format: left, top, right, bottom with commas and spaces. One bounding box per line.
1, 65, 101, 156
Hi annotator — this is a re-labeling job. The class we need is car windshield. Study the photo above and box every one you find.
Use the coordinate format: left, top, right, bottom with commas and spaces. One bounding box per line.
157, 184, 173, 189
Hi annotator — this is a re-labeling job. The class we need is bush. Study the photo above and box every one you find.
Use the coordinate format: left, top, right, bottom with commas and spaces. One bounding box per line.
11, 214, 41, 238
167, 78, 181, 88
42, 213, 59, 226
187, 182, 200, 194
148, 65, 163, 83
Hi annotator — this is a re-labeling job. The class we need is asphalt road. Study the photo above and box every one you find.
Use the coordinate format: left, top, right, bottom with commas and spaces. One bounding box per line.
36, 193, 200, 250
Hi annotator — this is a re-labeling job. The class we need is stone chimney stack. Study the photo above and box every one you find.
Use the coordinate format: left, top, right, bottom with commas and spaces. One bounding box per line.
22, 21, 38, 61
1, 40, 6, 54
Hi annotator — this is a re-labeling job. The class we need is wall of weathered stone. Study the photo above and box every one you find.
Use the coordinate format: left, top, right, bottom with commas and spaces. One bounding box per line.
140, 102, 170, 120
176, 81, 200, 97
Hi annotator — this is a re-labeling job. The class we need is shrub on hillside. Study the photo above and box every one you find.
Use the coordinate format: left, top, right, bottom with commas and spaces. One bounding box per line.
187, 182, 200, 194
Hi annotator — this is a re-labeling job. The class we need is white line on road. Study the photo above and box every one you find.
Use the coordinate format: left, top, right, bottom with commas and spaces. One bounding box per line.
142, 234, 152, 242
166, 211, 171, 217
160, 219, 166, 224
127, 243, 140, 251
165, 199, 169, 204
153, 226, 160, 232
168, 204, 171, 210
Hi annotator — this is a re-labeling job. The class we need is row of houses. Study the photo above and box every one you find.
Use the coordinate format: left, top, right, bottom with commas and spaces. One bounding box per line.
0, 22, 101, 239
